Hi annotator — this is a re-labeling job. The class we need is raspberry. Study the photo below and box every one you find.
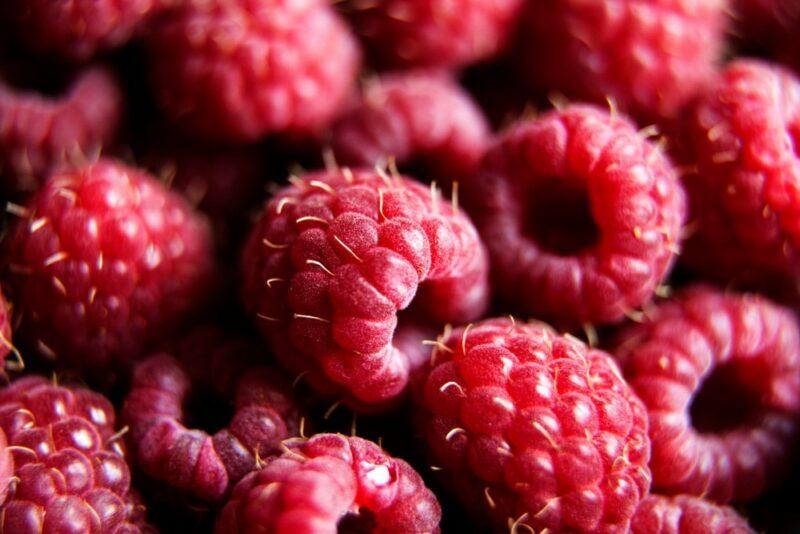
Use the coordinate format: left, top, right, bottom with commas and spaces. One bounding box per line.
631, 494, 755, 533
2, 0, 159, 61
513, 0, 726, 122
0, 289, 13, 371
730, 0, 800, 53
613, 286, 800, 503
330, 71, 491, 189
1, 158, 214, 380
339, 0, 524, 70
679, 60, 800, 295
0, 428, 12, 505
416, 317, 652, 533
241, 167, 490, 409
122, 331, 301, 504
146, 0, 360, 142
463, 105, 686, 326
0, 66, 123, 194
0, 376, 151, 532
215, 433, 441, 533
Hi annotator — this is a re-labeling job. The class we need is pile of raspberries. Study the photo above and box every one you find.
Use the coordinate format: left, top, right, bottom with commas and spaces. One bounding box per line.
2, 0, 800, 532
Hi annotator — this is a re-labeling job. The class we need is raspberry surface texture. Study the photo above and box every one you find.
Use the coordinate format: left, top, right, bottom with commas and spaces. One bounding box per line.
2, 158, 214, 380
416, 317, 652, 533
631, 494, 755, 534
215, 433, 441, 533
241, 167, 490, 409
679, 60, 800, 294
514, 0, 726, 122
330, 71, 491, 188
0, 376, 150, 532
0, 66, 123, 194
0, 289, 12, 370
0, 428, 12, 506
339, 0, 523, 70
146, 0, 360, 142
464, 105, 686, 326
613, 286, 800, 503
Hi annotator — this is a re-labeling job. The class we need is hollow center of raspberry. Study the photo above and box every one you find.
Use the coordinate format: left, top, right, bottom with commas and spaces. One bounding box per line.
689, 363, 764, 433
524, 177, 599, 255
185, 390, 233, 434
0, 59, 76, 96
337, 507, 378, 533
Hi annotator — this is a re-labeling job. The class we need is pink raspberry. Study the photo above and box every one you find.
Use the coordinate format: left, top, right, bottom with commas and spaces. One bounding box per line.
1, 158, 214, 381
241, 168, 489, 409
339, 0, 524, 70
0, 428, 13, 506
463, 105, 686, 327
0, 376, 151, 532
631, 494, 754, 533
0, 66, 123, 194
215, 433, 441, 533
679, 60, 800, 295
513, 0, 726, 122
416, 317, 652, 533
613, 286, 800, 503
330, 71, 491, 189
146, 0, 360, 142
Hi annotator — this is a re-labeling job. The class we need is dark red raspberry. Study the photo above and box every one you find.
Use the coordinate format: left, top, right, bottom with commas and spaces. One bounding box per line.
0, 289, 13, 371
730, 0, 800, 53
463, 105, 686, 327
513, 0, 726, 122
0, 66, 123, 194
122, 333, 301, 504
330, 71, 491, 189
631, 494, 755, 533
416, 317, 652, 533
241, 167, 490, 409
215, 433, 441, 533
2, 158, 214, 380
0, 428, 13, 505
146, 0, 360, 142
613, 286, 800, 503
679, 60, 800, 295
0, 376, 151, 532
339, 0, 524, 71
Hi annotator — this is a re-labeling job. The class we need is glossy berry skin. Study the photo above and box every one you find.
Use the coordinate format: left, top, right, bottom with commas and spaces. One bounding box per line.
514, 0, 725, 122
0, 67, 123, 194
330, 71, 491, 188
464, 105, 686, 327
0, 428, 13, 506
631, 494, 754, 534
614, 286, 800, 503
241, 168, 489, 410
0, 289, 12, 370
215, 433, 441, 533
680, 60, 800, 295
2, 159, 214, 380
0, 376, 150, 533
146, 0, 360, 142
417, 318, 652, 533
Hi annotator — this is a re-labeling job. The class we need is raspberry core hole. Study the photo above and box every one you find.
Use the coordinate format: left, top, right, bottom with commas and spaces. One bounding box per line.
689, 362, 763, 433
184, 389, 233, 434
524, 177, 599, 255
337, 507, 378, 533
1, 59, 77, 96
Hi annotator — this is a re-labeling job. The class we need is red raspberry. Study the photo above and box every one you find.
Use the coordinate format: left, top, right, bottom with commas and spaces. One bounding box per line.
1, 158, 214, 380
330, 71, 491, 189
513, 0, 726, 122
2, 0, 159, 61
416, 317, 652, 533
679, 60, 800, 295
339, 0, 524, 71
0, 289, 13, 371
146, 0, 360, 142
631, 494, 754, 533
613, 286, 800, 503
0, 66, 123, 194
0, 428, 13, 506
215, 433, 441, 533
122, 333, 301, 504
0, 376, 151, 532
241, 168, 490, 409
463, 105, 686, 327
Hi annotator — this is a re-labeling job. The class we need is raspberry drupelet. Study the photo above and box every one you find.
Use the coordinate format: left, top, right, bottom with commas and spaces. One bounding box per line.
0, 376, 151, 532
0, 428, 13, 506
146, 0, 360, 142
215, 433, 441, 533
2, 158, 214, 380
631, 494, 755, 533
463, 104, 686, 327
416, 317, 652, 533
241, 167, 490, 410
613, 286, 800, 503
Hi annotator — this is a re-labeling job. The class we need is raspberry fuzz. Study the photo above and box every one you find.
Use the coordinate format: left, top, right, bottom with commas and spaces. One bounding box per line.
631, 494, 754, 533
